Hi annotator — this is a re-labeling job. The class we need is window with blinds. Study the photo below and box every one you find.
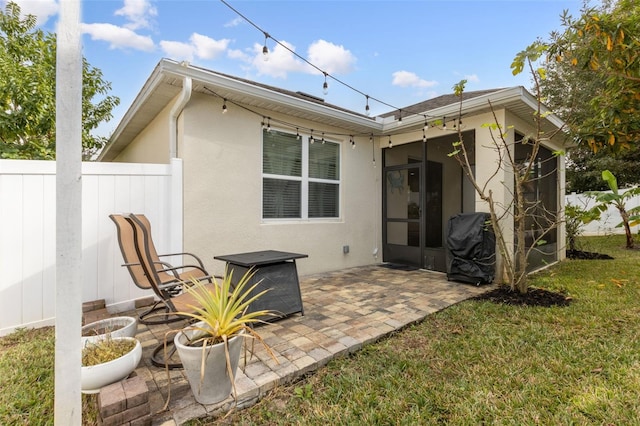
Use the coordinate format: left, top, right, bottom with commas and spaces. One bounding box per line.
263, 129, 340, 219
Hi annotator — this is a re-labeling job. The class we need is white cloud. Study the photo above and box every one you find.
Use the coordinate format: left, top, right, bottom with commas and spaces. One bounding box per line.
9, 0, 58, 25
114, 0, 157, 30
190, 33, 230, 60
306, 39, 356, 75
81, 23, 155, 52
391, 71, 437, 89
159, 33, 231, 62
159, 40, 194, 61
224, 17, 244, 28
228, 48, 250, 62
252, 41, 308, 79
238, 39, 356, 79
465, 73, 480, 83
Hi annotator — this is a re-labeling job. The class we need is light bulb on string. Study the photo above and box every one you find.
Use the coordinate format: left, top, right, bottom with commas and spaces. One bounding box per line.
322, 72, 329, 95
321, 132, 325, 144
310, 129, 314, 144
365, 95, 370, 116
262, 32, 269, 61
266, 117, 271, 132
423, 116, 429, 130
222, 99, 228, 114
423, 128, 427, 143
388, 136, 392, 148
442, 117, 447, 130
350, 135, 355, 149
296, 128, 300, 140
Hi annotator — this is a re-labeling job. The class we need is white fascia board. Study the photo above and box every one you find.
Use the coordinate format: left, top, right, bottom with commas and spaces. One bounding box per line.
517, 88, 565, 129
162, 60, 382, 132
98, 61, 169, 160
387, 86, 565, 133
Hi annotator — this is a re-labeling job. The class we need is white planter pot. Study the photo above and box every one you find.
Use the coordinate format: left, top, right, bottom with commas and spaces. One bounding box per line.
82, 316, 137, 346
174, 322, 244, 405
81, 337, 142, 394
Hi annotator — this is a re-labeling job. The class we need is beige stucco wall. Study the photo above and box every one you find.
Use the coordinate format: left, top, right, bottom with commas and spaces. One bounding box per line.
113, 102, 173, 164
108, 87, 566, 277
180, 93, 382, 277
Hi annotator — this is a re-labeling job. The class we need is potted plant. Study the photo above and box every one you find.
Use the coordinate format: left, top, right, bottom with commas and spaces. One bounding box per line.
81, 336, 142, 394
172, 267, 278, 405
81, 316, 138, 346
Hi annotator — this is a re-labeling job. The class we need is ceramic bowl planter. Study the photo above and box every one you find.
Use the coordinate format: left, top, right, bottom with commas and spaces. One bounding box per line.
81, 337, 142, 394
174, 323, 244, 404
81, 316, 138, 346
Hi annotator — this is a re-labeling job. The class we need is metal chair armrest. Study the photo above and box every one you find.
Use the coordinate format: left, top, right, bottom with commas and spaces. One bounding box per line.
157, 252, 206, 269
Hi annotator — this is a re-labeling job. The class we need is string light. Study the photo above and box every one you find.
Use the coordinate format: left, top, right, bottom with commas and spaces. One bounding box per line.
262, 32, 269, 61
323, 72, 329, 95
222, 98, 228, 114
398, 109, 402, 124
204, 86, 462, 167
218, 0, 442, 125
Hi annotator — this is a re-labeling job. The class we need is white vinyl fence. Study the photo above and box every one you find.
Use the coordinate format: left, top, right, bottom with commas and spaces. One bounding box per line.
0, 159, 182, 336
566, 190, 640, 236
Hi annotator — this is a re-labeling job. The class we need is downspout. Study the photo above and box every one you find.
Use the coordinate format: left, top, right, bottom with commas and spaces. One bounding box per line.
168, 76, 191, 261
169, 76, 192, 158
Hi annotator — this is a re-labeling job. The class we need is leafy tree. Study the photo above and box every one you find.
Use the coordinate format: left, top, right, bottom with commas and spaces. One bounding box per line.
586, 170, 640, 249
0, 1, 119, 160
449, 42, 564, 294
565, 144, 640, 192
540, 1, 640, 192
545, 0, 640, 153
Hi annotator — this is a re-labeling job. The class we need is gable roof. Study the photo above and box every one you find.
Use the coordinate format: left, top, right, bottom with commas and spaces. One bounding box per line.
378, 89, 505, 120
99, 59, 564, 161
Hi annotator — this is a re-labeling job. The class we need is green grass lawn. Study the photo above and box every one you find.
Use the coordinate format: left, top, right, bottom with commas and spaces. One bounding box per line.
2, 235, 640, 425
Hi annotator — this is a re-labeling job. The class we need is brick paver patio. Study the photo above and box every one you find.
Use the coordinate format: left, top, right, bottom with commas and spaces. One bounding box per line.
98, 265, 493, 425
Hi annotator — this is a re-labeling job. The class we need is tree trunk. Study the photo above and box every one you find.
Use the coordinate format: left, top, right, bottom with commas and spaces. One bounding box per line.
617, 207, 635, 249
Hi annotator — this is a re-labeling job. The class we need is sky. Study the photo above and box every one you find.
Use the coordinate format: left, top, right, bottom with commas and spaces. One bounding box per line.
6, 0, 588, 137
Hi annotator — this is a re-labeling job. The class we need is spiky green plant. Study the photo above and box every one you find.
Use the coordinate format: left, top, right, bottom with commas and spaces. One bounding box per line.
172, 267, 279, 403
178, 267, 275, 347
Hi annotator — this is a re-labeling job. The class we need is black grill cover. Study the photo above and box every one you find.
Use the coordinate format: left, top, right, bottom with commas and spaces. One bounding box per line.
446, 212, 496, 285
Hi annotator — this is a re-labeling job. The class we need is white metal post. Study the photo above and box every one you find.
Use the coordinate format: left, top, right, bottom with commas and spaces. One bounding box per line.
54, 0, 83, 423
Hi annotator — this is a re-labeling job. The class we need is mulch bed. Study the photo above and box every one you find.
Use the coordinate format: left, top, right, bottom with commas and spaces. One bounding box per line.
472, 286, 572, 307
566, 249, 614, 260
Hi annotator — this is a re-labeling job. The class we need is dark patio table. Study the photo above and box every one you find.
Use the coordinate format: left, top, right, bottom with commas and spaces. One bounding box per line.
214, 250, 308, 320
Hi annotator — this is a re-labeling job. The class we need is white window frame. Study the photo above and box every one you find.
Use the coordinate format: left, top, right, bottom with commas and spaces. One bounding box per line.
262, 128, 341, 221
